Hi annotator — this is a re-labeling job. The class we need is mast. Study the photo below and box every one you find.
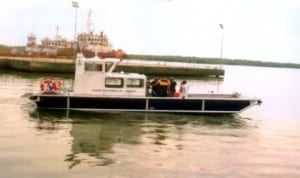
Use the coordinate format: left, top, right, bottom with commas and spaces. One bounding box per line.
86, 9, 93, 34
55, 25, 60, 40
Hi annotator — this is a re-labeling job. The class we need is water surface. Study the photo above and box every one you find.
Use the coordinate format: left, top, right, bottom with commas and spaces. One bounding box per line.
0, 66, 299, 178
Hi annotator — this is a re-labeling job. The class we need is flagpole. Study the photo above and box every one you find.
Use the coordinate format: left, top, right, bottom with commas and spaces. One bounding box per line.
72, 1, 79, 61
71, 2, 78, 90
217, 24, 224, 93
219, 24, 224, 59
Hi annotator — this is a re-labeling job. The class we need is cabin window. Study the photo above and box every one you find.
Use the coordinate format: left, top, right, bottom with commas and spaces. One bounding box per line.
126, 78, 144, 88
105, 62, 113, 72
85, 62, 103, 72
105, 78, 124, 88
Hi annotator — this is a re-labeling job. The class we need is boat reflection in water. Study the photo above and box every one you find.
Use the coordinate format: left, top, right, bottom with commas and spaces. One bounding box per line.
29, 109, 251, 169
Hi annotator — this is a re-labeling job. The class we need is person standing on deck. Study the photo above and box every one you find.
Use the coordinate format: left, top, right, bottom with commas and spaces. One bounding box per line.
168, 78, 177, 97
180, 80, 189, 99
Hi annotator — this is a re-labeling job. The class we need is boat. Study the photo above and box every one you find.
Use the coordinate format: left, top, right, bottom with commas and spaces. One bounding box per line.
76, 9, 125, 59
24, 10, 125, 59
28, 53, 261, 115
24, 29, 125, 59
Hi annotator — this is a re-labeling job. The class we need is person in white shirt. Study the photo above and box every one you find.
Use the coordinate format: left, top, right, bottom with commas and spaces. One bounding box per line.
180, 80, 189, 99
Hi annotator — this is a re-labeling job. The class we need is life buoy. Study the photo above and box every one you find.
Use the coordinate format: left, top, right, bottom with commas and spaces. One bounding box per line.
158, 79, 170, 86
40, 78, 61, 94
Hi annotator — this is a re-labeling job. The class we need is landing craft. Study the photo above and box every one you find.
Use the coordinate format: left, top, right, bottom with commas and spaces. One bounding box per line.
28, 53, 261, 115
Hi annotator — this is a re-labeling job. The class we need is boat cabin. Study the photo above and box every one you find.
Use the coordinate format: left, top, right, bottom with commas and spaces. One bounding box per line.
73, 54, 147, 97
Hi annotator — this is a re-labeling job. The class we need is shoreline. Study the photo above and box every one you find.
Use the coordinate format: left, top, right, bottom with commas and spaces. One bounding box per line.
126, 54, 300, 69
0, 56, 224, 77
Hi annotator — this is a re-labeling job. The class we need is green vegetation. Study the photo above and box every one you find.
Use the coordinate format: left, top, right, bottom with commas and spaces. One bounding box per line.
1, 44, 300, 69
0, 44, 9, 49
125, 54, 300, 69
0, 44, 25, 51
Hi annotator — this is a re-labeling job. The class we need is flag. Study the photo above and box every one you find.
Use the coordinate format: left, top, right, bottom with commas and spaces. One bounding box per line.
72, 1, 79, 8
219, 24, 224, 29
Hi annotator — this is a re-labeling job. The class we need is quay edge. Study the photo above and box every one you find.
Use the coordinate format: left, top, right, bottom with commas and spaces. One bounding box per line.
117, 65, 224, 77
0, 56, 224, 77
0, 56, 74, 73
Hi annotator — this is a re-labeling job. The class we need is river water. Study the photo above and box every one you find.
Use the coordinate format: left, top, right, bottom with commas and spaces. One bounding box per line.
0, 65, 299, 178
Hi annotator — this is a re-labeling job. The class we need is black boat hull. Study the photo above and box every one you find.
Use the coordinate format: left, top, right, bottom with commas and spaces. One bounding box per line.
29, 94, 259, 114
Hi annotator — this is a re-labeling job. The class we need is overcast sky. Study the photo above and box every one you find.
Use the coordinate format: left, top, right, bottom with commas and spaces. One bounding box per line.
1, 0, 300, 63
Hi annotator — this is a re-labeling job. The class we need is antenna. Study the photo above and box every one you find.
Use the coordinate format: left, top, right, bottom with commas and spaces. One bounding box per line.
55, 25, 59, 40
86, 9, 93, 33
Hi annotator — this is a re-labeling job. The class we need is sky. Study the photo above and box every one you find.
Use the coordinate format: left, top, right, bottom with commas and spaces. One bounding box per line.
1, 0, 300, 63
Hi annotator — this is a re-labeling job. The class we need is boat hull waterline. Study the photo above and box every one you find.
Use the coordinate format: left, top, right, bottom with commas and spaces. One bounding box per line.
29, 94, 261, 115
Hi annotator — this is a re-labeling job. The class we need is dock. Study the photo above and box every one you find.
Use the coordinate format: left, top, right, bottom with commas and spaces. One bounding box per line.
0, 56, 224, 77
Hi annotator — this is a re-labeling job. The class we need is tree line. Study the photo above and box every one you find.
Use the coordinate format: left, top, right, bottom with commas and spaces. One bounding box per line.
125, 54, 300, 69
1, 44, 300, 69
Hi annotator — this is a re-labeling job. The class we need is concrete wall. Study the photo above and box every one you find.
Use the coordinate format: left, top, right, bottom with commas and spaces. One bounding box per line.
0, 57, 75, 73
117, 65, 224, 77
0, 57, 224, 77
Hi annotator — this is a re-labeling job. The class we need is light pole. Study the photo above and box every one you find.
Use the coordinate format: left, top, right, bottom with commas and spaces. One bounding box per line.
219, 23, 224, 59
72, 1, 79, 61
216, 24, 224, 93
